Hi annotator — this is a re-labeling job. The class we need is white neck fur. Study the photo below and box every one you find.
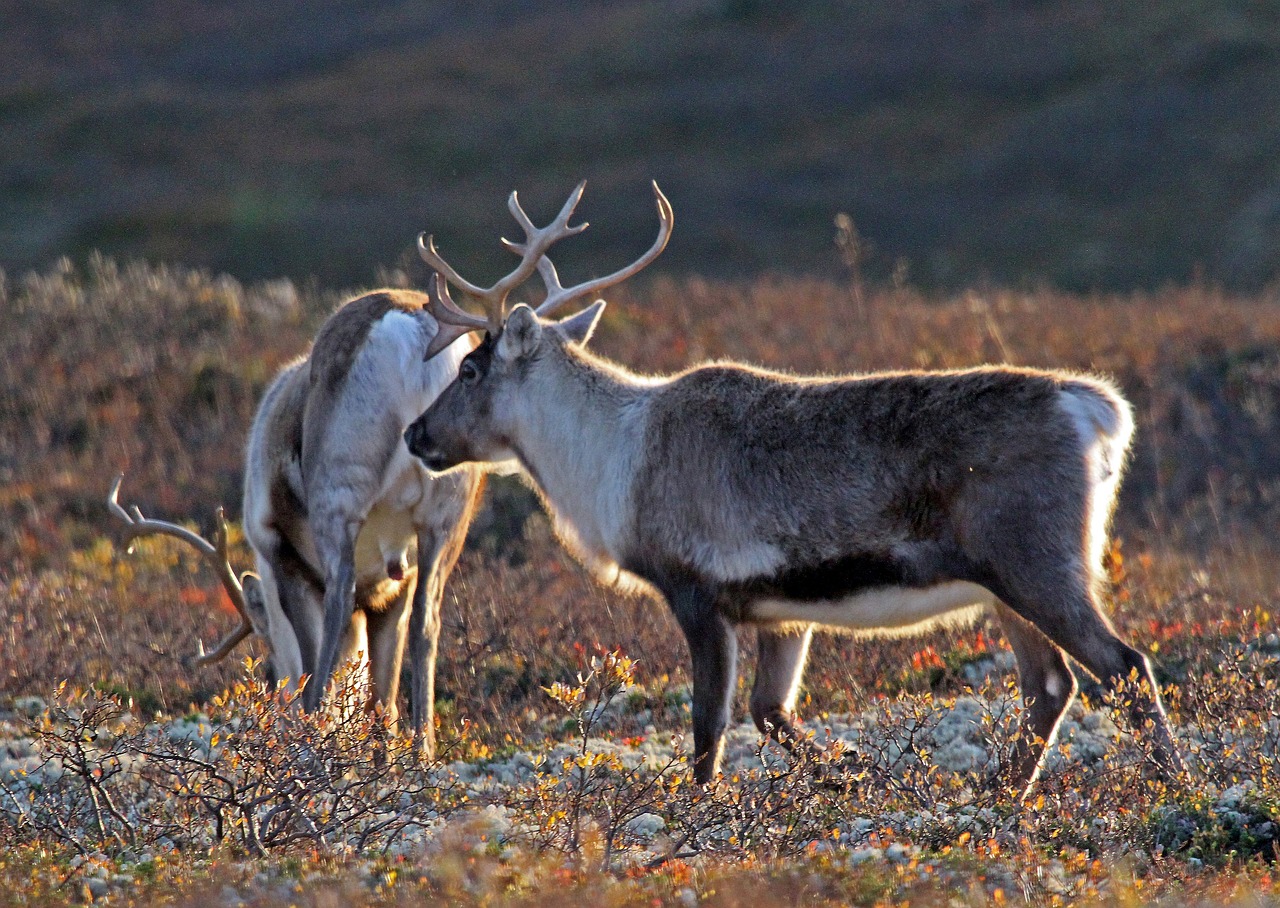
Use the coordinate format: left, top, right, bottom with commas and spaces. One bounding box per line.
510, 351, 658, 580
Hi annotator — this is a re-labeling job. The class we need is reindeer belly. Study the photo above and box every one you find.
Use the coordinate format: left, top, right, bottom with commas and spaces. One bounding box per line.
746, 581, 996, 635
353, 501, 416, 607
725, 549, 997, 635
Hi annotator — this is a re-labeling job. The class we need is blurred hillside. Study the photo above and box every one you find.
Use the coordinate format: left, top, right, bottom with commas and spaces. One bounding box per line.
3, 0, 1280, 290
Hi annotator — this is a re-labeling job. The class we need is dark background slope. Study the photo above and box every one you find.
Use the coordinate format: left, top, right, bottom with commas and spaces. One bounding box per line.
3, 0, 1279, 290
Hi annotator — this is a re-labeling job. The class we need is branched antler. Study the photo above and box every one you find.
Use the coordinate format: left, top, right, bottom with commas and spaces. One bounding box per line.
417, 181, 673, 359
107, 475, 254, 667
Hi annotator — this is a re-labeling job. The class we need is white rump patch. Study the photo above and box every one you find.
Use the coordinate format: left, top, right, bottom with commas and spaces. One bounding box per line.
1056, 383, 1133, 580
748, 581, 997, 637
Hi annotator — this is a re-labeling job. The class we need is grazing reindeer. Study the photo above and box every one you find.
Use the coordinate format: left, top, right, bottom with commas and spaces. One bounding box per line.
111, 287, 486, 757
403, 183, 1187, 793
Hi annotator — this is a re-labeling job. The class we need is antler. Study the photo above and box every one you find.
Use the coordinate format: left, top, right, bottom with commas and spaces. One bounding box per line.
418, 181, 673, 359
417, 181, 588, 359
107, 475, 254, 667
419, 274, 492, 361
533, 181, 673, 319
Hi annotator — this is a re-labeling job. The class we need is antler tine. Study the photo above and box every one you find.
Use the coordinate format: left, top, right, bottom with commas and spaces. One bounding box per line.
501, 181, 589, 256
534, 180, 673, 318
416, 233, 491, 300
475, 181, 590, 324
193, 503, 257, 666
108, 475, 255, 667
423, 274, 490, 360
109, 475, 214, 556
192, 623, 253, 668
417, 181, 668, 357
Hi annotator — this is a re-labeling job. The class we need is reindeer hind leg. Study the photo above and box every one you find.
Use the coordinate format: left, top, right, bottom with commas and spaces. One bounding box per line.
993, 602, 1077, 796
306, 519, 360, 714
750, 625, 813, 743
254, 543, 323, 695
366, 583, 413, 727
983, 552, 1185, 784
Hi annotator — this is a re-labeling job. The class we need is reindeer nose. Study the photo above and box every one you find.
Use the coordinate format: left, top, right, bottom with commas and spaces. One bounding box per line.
403, 421, 429, 458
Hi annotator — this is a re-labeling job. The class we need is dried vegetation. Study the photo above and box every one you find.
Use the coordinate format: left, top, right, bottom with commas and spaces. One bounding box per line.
3, 256, 1280, 904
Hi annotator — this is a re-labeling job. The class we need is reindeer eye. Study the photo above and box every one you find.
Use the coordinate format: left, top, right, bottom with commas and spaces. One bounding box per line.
459, 360, 481, 385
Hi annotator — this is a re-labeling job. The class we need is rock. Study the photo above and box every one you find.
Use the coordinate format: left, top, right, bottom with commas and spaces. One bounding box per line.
12, 697, 46, 719
848, 846, 884, 865
624, 812, 666, 840
84, 877, 110, 900
885, 842, 914, 863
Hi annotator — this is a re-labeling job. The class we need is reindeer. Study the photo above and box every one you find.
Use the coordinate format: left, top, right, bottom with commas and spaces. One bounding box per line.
108, 186, 670, 749
110, 285, 486, 755
402, 183, 1188, 793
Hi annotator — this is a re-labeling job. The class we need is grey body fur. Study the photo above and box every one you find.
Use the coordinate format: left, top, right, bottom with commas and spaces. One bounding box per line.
243, 289, 483, 754
405, 302, 1186, 791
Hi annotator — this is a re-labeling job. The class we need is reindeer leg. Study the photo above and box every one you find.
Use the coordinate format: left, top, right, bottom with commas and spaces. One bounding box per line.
408, 530, 445, 759
978, 528, 1186, 785
750, 625, 813, 745
668, 581, 738, 784
408, 472, 479, 760
994, 602, 1077, 797
333, 609, 370, 718
255, 545, 323, 694
306, 520, 359, 714
962, 471, 1186, 788
1051, 617, 1184, 781
366, 583, 412, 728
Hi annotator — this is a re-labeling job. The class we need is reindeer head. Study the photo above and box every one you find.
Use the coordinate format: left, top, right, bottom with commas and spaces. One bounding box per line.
405, 182, 671, 472
405, 302, 608, 471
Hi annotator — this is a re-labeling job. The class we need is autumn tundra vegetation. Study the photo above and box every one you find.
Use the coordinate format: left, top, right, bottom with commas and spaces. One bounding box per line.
3, 251, 1280, 905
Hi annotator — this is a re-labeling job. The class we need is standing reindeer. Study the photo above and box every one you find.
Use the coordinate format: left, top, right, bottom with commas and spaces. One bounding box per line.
110, 286, 485, 756
108, 184, 670, 749
403, 183, 1187, 793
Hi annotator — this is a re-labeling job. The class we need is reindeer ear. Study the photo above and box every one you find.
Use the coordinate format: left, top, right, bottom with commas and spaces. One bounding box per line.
497, 304, 542, 361
240, 573, 272, 639
556, 300, 606, 346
